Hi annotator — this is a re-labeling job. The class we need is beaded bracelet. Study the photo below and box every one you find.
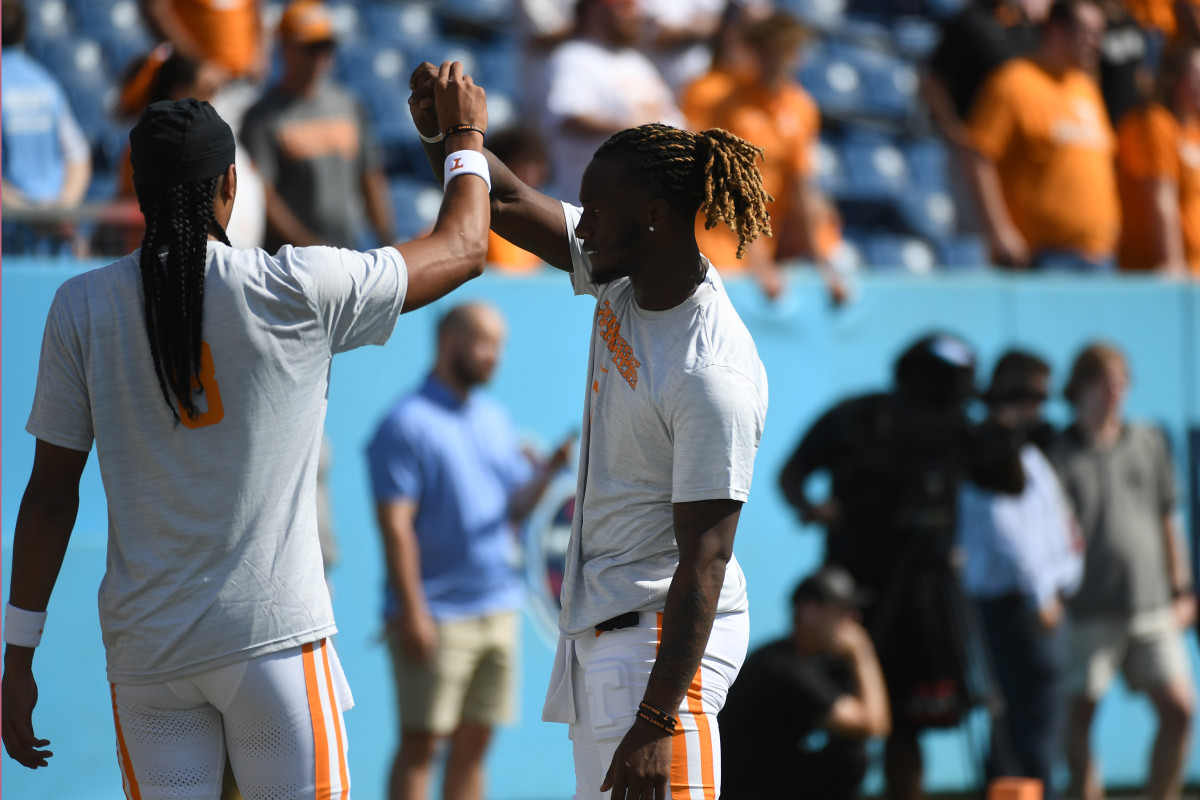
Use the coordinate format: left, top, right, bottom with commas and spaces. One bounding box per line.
444, 123, 486, 139
637, 701, 677, 734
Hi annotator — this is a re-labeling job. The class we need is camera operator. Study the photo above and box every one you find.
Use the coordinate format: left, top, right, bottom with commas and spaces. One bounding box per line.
779, 333, 1024, 800
958, 351, 1083, 800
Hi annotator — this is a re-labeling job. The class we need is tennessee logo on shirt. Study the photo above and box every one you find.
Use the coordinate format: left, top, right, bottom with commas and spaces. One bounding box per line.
596, 300, 640, 389
450, 157, 464, 171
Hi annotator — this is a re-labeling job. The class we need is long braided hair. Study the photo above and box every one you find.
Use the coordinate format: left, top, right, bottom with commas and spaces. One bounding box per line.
593, 123, 773, 258
136, 175, 231, 422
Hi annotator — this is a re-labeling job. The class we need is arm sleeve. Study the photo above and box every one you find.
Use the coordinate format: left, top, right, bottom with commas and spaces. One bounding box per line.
967, 71, 1017, 161
564, 202, 602, 297
25, 286, 95, 452
670, 365, 766, 504
366, 416, 423, 503
282, 245, 408, 354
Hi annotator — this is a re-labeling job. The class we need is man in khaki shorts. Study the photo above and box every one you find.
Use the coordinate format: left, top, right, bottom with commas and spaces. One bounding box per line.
1051, 342, 1196, 800
367, 302, 571, 800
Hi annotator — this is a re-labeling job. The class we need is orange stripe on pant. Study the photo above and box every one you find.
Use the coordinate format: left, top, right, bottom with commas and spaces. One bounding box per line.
110, 684, 143, 800
656, 613, 717, 800
302, 640, 335, 800
320, 641, 350, 796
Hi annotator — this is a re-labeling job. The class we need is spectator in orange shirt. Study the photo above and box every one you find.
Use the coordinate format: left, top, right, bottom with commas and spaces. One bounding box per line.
1116, 45, 1200, 275
966, 0, 1120, 271
141, 0, 266, 83
679, 1, 765, 130
698, 11, 846, 302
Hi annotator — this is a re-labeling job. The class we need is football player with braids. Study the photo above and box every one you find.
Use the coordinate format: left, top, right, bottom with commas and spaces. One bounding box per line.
410, 64, 771, 800
3, 61, 490, 799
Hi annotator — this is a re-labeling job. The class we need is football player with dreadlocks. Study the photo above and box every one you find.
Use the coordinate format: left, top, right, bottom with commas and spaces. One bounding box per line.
410, 62, 770, 800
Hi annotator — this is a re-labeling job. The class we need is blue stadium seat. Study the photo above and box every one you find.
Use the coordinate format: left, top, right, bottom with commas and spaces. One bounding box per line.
838, 134, 909, 201
939, 236, 990, 270
35, 36, 127, 166
895, 186, 957, 243
777, 0, 847, 31
362, 2, 439, 48
390, 176, 444, 241
326, 1, 368, 45
24, 0, 74, 49
797, 46, 868, 118
905, 137, 951, 190
892, 16, 941, 60
336, 39, 408, 89
847, 46, 919, 120
402, 35, 481, 77
66, 0, 153, 73
437, 0, 515, 30
813, 136, 846, 196
862, 233, 938, 272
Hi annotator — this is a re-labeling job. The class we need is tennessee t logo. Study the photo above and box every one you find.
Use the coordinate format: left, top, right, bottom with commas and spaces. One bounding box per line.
450, 157, 464, 171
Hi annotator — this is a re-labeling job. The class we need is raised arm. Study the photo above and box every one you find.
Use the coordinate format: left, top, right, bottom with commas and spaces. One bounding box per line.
391, 61, 492, 311
408, 62, 572, 271
2, 439, 90, 769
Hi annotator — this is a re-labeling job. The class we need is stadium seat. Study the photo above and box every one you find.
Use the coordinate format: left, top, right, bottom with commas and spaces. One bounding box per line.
336, 39, 408, 88
326, 1, 367, 45
24, 0, 74, 49
390, 176, 444, 241
437, 0, 515, 31
838, 134, 909, 201
862, 233, 938, 273
362, 2, 439, 48
813, 136, 846, 196
797, 46, 868, 118
64, 0, 153, 73
777, 0, 847, 31
939, 236, 990, 270
892, 16, 942, 60
896, 187, 957, 243
402, 35, 481, 77
905, 137, 951, 190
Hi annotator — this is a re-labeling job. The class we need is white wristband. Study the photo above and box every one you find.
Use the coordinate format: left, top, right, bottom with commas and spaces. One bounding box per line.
4, 604, 47, 648
419, 130, 444, 144
444, 150, 491, 193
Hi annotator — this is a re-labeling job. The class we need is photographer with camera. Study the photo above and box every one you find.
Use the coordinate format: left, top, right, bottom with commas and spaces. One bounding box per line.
958, 351, 1083, 800
779, 334, 1024, 800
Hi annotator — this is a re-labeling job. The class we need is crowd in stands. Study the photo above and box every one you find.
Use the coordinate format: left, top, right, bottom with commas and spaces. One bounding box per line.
5, 0, 1200, 276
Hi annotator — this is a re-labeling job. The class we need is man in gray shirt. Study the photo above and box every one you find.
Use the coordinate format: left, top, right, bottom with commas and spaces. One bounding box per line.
1051, 341, 1195, 800
241, 1, 394, 253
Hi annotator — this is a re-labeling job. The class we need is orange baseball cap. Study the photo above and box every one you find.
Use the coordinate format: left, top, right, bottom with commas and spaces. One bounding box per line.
278, 0, 336, 44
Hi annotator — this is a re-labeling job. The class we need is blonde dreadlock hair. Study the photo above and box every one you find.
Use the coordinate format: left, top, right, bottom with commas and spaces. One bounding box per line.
593, 123, 773, 258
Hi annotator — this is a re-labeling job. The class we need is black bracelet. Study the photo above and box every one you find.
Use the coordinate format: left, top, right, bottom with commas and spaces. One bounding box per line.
637, 701, 677, 733
444, 123, 486, 139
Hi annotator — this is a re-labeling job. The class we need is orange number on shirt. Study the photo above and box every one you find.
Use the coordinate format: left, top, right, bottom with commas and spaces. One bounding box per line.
178, 342, 225, 429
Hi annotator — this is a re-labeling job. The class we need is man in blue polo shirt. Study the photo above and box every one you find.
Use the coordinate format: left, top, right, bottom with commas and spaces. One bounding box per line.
1, 0, 92, 253
367, 301, 571, 800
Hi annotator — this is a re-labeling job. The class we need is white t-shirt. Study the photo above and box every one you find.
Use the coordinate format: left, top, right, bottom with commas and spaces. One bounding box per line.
558, 202, 768, 638
27, 241, 407, 684
542, 38, 685, 203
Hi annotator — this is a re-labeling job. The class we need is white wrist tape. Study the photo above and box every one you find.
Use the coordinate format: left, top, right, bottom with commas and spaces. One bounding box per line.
4, 604, 47, 648
444, 150, 491, 193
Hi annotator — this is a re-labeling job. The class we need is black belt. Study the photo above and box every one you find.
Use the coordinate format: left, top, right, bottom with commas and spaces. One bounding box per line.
595, 610, 640, 632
